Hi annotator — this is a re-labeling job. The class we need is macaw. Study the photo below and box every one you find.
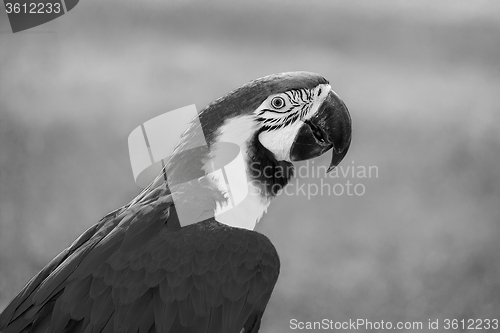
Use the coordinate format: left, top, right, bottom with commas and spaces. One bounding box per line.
0, 71, 351, 333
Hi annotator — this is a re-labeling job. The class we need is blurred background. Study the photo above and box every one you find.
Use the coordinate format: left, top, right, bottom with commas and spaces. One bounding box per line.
1, 0, 500, 331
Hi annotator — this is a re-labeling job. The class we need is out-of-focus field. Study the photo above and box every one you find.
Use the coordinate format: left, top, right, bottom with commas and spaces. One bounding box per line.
1, 0, 500, 331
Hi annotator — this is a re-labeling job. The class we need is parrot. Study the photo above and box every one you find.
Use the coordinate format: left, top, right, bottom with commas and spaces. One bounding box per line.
0, 71, 352, 333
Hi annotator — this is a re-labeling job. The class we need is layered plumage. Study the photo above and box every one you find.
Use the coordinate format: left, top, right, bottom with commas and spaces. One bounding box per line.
0, 72, 351, 333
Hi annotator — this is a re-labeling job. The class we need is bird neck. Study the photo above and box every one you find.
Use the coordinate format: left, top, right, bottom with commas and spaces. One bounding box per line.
158, 114, 295, 230
204, 116, 294, 230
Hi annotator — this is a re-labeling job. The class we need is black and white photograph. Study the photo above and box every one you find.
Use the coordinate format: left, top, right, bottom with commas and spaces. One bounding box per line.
1, 1, 499, 332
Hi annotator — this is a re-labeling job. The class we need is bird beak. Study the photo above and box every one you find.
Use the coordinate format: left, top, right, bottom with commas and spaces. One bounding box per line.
290, 90, 352, 172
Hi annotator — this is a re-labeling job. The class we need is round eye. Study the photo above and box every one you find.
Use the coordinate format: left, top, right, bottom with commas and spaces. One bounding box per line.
271, 96, 285, 109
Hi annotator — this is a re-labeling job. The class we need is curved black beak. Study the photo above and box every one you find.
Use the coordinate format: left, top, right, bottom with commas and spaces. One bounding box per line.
290, 90, 352, 172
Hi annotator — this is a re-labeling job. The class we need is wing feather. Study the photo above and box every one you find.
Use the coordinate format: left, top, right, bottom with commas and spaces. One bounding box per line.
89, 277, 108, 299
100, 312, 114, 333
206, 305, 223, 333
89, 289, 114, 332
177, 297, 196, 327
47, 293, 70, 333
222, 295, 246, 333
120, 207, 168, 252
144, 269, 166, 288
89, 287, 111, 325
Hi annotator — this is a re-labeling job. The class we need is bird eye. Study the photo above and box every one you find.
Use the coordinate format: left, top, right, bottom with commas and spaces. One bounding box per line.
270, 97, 285, 109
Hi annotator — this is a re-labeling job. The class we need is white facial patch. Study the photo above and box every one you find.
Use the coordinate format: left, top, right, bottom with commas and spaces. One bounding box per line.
258, 121, 303, 161
255, 83, 331, 161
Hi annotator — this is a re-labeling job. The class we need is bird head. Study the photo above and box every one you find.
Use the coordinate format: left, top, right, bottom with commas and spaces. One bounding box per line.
253, 73, 350, 172
163, 71, 352, 229
199, 71, 351, 176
